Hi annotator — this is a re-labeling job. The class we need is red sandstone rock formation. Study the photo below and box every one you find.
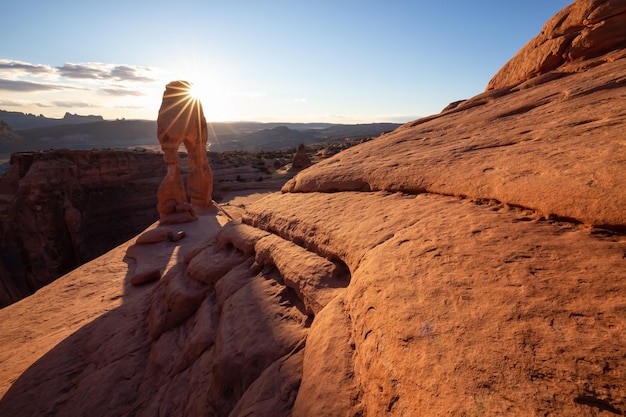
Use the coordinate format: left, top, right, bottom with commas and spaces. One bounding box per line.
487, 0, 626, 90
1, 1, 626, 416
157, 80, 213, 224
290, 143, 311, 170
0, 149, 291, 308
0, 149, 165, 307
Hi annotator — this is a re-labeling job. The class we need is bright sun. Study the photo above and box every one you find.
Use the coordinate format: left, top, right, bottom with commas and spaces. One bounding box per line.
159, 72, 236, 121
162, 59, 241, 121
181, 80, 234, 121
187, 82, 202, 101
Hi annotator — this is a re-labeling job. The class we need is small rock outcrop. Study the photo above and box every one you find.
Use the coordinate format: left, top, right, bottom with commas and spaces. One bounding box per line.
157, 80, 213, 224
0, 121, 23, 153
290, 143, 311, 170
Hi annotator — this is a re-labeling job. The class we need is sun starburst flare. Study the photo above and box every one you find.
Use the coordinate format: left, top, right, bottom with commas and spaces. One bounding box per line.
158, 80, 206, 144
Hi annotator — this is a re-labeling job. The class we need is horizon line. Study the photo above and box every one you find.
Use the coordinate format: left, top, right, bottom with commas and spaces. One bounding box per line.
0, 108, 417, 125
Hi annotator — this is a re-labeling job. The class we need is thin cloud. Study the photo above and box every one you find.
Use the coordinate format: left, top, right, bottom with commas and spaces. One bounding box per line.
366, 114, 418, 123
53, 101, 97, 108
115, 104, 145, 109
1, 59, 162, 119
0, 99, 22, 106
110, 65, 156, 82
0, 60, 157, 83
57, 63, 109, 80
101, 88, 145, 96
0, 60, 54, 75
57, 62, 157, 83
0, 79, 62, 92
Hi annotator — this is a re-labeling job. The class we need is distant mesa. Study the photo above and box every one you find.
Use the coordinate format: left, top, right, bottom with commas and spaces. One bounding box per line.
0, 109, 103, 130
0, 107, 400, 162
61, 111, 103, 124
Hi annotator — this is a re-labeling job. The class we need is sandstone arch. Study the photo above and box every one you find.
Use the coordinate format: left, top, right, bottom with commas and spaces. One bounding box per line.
156, 80, 213, 224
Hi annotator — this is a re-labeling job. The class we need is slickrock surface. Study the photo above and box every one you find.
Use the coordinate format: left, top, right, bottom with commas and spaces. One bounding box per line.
487, 0, 626, 90
1, 1, 626, 415
246, 192, 626, 416
284, 53, 626, 229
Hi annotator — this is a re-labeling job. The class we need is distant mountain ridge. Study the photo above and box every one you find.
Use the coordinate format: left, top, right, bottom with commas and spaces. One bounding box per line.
0, 109, 401, 160
0, 110, 104, 130
211, 122, 401, 152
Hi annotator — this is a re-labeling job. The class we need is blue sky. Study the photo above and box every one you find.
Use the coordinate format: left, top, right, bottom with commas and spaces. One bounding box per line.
0, 0, 573, 123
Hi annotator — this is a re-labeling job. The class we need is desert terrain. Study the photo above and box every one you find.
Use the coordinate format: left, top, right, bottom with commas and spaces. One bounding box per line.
0, 144, 343, 307
1, 0, 626, 416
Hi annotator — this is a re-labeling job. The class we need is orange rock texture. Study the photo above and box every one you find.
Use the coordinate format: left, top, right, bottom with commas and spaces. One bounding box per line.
487, 0, 626, 90
1, 1, 626, 416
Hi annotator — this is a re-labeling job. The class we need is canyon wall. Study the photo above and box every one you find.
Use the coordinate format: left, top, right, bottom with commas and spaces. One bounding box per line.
0, 150, 165, 307
0, 149, 295, 308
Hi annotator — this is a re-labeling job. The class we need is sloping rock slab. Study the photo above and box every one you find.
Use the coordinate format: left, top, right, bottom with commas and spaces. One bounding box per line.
283, 56, 626, 229
244, 190, 626, 415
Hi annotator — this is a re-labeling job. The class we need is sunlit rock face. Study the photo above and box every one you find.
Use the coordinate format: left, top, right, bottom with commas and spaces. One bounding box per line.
2, 1, 626, 416
487, 0, 626, 90
156, 80, 213, 224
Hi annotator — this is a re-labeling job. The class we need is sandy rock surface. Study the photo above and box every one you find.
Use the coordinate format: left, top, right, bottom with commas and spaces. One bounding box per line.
1, 1, 626, 415
247, 191, 626, 415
